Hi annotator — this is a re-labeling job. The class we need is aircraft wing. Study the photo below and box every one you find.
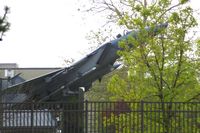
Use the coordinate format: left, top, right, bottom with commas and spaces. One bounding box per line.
0, 68, 65, 95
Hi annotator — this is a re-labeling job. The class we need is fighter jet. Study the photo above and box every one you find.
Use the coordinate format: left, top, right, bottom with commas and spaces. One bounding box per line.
0, 23, 168, 103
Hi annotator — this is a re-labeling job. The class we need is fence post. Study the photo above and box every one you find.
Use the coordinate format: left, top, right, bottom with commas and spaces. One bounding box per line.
78, 88, 84, 133
85, 100, 88, 133
0, 102, 3, 131
31, 102, 34, 133
0, 83, 3, 131
141, 100, 144, 133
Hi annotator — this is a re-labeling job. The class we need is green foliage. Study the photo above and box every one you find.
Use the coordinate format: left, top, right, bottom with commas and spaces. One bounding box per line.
86, 0, 200, 103
104, 0, 200, 103
179, 0, 189, 4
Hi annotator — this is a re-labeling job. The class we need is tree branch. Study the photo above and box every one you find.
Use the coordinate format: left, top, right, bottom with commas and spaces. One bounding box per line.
0, 6, 10, 41
172, 48, 183, 88
140, 44, 160, 90
157, 3, 181, 22
186, 93, 200, 102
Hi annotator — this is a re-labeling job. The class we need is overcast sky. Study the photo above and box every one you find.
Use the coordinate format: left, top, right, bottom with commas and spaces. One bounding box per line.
0, 0, 199, 68
0, 0, 102, 67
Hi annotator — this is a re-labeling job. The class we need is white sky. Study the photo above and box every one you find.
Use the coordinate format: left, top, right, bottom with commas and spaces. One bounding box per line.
0, 0, 199, 68
0, 0, 103, 67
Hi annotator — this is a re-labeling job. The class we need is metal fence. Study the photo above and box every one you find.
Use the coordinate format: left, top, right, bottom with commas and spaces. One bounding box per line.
0, 101, 199, 133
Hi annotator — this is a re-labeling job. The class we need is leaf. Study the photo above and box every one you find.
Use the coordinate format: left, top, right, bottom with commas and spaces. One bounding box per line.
179, 0, 189, 4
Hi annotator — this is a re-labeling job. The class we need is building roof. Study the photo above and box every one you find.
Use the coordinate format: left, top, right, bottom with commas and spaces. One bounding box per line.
0, 63, 18, 69
0, 63, 61, 80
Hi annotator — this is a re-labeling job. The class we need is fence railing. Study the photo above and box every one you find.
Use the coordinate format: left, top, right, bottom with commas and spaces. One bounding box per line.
0, 101, 199, 133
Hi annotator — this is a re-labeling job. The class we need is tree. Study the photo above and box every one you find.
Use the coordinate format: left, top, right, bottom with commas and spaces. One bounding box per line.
85, 0, 200, 132
0, 6, 10, 41
87, 0, 200, 102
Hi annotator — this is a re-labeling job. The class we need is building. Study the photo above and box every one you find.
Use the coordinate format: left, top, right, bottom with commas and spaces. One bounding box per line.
0, 63, 61, 90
